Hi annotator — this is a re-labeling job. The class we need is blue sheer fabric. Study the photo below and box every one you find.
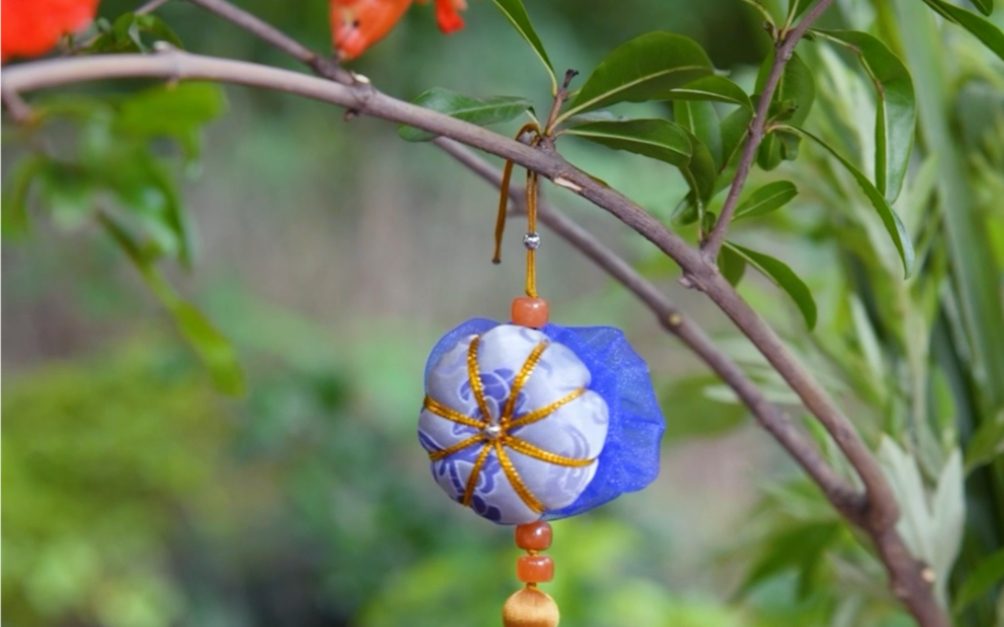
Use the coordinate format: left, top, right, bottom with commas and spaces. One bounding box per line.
421, 318, 665, 523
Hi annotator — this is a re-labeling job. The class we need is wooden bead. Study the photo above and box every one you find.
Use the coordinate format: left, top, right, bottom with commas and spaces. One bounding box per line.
515, 521, 552, 551
511, 297, 549, 328
517, 555, 554, 583
502, 587, 560, 627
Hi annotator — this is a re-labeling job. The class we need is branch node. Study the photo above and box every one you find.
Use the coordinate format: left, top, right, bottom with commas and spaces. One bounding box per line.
552, 176, 582, 194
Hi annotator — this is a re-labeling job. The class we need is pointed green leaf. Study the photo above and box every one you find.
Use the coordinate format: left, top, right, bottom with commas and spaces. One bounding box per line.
718, 243, 747, 286
99, 211, 245, 396
171, 301, 246, 397
114, 82, 227, 161
734, 181, 798, 220
783, 125, 915, 277
725, 242, 818, 329
675, 99, 723, 168
755, 51, 814, 169
679, 129, 717, 204
815, 30, 916, 202
490, 0, 557, 93
720, 106, 753, 170
86, 12, 184, 54
756, 51, 816, 126
561, 33, 714, 120
920, 0, 1004, 61
968, 0, 994, 17
953, 549, 1004, 615
566, 119, 692, 166
786, 0, 815, 23
1, 154, 46, 237
669, 75, 753, 109
964, 410, 1004, 472
399, 88, 533, 141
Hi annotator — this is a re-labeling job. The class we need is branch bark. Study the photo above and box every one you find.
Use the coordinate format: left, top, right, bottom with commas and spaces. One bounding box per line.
700, 0, 837, 261
0, 9, 947, 623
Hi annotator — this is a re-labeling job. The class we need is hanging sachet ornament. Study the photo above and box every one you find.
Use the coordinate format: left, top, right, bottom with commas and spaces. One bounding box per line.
417, 126, 666, 626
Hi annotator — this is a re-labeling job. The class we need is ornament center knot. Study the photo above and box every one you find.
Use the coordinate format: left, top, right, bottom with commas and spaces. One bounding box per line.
483, 423, 503, 440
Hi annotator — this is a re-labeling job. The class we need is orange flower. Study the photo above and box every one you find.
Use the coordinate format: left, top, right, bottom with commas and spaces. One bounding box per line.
1, 0, 100, 62
329, 0, 467, 60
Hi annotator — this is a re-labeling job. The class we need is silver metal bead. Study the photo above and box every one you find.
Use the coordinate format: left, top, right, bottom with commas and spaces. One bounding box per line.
523, 232, 541, 250
483, 423, 503, 440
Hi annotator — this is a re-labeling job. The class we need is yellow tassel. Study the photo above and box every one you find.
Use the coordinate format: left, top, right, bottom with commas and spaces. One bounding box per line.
502, 587, 560, 627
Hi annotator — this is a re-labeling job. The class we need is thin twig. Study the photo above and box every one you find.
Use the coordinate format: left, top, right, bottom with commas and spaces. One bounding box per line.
701, 0, 837, 261
1, 28, 948, 627
184, 0, 354, 84
1, 87, 34, 124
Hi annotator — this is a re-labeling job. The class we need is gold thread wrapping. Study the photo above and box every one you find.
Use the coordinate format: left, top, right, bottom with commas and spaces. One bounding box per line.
462, 443, 493, 506
466, 335, 493, 423
501, 341, 549, 422
424, 396, 486, 428
495, 441, 546, 513
428, 434, 485, 461
507, 388, 586, 429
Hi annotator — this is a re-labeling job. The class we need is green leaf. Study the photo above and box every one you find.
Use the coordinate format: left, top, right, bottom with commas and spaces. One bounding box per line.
719, 106, 753, 171
560, 32, 714, 121
660, 375, 748, 439
920, 0, 1004, 61
953, 549, 1004, 615
785, 0, 815, 23
756, 51, 815, 126
815, 30, 916, 202
756, 51, 814, 170
783, 125, 915, 277
734, 181, 798, 220
1, 154, 46, 237
718, 243, 747, 286
114, 83, 227, 160
171, 302, 246, 397
99, 212, 245, 396
399, 88, 533, 142
725, 242, 818, 329
739, 521, 843, 598
965, 410, 1004, 472
668, 75, 753, 109
490, 0, 557, 94
86, 12, 184, 54
566, 119, 692, 166
679, 129, 718, 205
675, 100, 722, 168
967, 0, 995, 17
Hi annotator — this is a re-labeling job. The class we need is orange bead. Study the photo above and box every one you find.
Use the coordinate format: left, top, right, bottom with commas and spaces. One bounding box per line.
515, 521, 552, 551
517, 555, 554, 583
511, 297, 549, 328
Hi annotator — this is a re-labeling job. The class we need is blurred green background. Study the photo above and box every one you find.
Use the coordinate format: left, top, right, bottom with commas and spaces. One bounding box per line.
3, 0, 1002, 626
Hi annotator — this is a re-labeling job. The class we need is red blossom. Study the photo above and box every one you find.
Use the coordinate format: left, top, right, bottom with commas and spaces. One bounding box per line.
1, 0, 100, 62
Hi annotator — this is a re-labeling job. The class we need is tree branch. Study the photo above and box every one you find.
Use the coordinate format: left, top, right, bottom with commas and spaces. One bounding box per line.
434, 137, 866, 518
701, 0, 836, 261
1, 31, 947, 627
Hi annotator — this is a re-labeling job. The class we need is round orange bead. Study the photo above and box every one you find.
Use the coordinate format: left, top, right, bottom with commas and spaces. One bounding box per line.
515, 521, 552, 551
511, 297, 549, 328
517, 554, 554, 583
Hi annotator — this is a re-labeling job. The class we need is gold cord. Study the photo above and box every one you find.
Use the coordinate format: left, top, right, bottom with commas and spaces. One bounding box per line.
492, 124, 543, 298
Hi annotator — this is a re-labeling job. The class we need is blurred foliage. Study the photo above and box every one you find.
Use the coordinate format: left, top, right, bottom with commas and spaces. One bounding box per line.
3, 0, 1004, 626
